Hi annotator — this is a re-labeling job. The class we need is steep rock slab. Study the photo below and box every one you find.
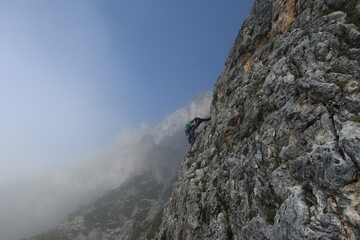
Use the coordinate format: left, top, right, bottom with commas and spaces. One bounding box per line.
159, 0, 360, 239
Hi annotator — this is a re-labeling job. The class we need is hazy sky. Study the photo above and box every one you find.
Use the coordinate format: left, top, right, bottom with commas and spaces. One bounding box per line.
0, 0, 253, 183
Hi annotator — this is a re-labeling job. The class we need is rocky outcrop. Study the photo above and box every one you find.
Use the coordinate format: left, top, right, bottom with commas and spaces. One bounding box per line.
159, 0, 360, 239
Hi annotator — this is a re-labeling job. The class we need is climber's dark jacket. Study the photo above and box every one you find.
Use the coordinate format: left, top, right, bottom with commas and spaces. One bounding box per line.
185, 117, 211, 144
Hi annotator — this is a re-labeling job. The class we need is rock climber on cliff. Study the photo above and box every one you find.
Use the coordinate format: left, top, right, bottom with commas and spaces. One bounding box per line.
185, 117, 211, 145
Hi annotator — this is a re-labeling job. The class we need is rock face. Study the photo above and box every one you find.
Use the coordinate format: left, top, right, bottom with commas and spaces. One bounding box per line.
159, 0, 360, 239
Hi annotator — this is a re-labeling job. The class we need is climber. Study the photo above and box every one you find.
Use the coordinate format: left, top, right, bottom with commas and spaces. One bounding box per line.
185, 117, 211, 145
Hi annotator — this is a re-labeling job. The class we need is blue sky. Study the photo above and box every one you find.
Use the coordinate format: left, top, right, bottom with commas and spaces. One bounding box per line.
0, 0, 253, 182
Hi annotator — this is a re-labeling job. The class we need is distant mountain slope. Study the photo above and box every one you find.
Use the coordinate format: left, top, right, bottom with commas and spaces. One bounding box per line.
28, 174, 165, 240
24, 92, 211, 240
26, 132, 184, 240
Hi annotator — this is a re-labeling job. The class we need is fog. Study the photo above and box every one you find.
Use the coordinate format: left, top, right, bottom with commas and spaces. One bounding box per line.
0, 93, 211, 240
0, 131, 139, 240
0, 1, 230, 238
0, 0, 129, 185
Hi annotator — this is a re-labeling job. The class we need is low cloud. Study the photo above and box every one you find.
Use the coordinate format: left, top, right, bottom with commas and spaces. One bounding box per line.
0, 127, 156, 240
0, 92, 211, 240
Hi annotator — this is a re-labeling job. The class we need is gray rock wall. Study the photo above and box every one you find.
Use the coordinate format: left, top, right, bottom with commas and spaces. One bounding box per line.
159, 0, 360, 239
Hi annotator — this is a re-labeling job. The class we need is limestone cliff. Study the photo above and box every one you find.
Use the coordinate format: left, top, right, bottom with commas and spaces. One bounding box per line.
159, 0, 360, 239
